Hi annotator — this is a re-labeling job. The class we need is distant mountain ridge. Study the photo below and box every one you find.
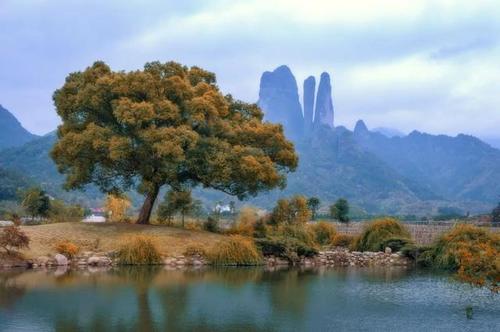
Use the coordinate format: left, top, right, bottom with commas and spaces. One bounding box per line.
0, 104, 38, 149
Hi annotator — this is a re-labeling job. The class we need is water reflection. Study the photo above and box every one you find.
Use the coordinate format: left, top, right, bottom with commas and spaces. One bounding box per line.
0, 266, 498, 332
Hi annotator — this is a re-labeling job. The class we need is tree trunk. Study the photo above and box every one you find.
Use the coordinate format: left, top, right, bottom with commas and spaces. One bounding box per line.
136, 185, 160, 225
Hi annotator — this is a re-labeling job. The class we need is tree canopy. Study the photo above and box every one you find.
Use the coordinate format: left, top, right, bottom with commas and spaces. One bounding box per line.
330, 198, 349, 223
51, 61, 298, 224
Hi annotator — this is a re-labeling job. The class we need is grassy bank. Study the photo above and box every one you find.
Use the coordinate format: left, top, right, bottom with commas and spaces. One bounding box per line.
18, 222, 225, 259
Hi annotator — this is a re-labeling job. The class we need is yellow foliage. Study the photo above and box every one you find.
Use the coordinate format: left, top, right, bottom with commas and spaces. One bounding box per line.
208, 236, 262, 265
54, 240, 80, 258
117, 235, 162, 265
105, 194, 131, 222
230, 207, 260, 236
309, 222, 337, 245
183, 245, 207, 257
331, 234, 356, 248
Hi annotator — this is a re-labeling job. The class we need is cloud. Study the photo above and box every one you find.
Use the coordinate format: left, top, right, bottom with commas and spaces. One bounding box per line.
0, 0, 499, 138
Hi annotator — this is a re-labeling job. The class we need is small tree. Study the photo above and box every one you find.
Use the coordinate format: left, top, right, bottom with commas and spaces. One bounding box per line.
492, 202, 500, 223
270, 195, 311, 225
330, 198, 350, 223
159, 189, 196, 227
307, 197, 320, 220
105, 194, 131, 222
21, 187, 50, 220
0, 226, 30, 254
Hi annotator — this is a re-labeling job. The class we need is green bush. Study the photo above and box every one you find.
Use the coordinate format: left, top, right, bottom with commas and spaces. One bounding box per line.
309, 221, 337, 246
117, 235, 162, 265
204, 216, 219, 233
208, 236, 262, 266
400, 243, 432, 260
356, 218, 411, 252
256, 236, 318, 262
380, 236, 413, 252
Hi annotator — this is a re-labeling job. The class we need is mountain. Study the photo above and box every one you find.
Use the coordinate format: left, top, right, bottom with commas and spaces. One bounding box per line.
372, 127, 406, 138
353, 122, 500, 204
0, 167, 33, 201
0, 132, 103, 206
0, 105, 38, 149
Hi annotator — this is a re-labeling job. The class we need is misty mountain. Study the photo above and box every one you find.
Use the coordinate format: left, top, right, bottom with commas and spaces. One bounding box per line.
0, 104, 38, 149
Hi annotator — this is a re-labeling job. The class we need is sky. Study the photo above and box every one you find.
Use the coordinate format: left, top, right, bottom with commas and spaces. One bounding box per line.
1, 0, 500, 143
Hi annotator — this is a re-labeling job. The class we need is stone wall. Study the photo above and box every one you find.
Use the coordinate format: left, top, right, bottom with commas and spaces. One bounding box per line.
332, 222, 499, 245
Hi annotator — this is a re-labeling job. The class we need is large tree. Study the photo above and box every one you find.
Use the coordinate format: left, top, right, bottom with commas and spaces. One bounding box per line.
51, 61, 298, 224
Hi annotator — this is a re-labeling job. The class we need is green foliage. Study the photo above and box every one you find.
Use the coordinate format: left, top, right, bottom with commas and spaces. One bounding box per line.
256, 236, 318, 263
309, 221, 337, 246
203, 216, 219, 233
51, 61, 297, 224
0, 226, 30, 254
208, 236, 262, 266
400, 244, 432, 261
269, 195, 311, 225
49, 199, 84, 223
380, 236, 413, 252
307, 197, 320, 220
21, 187, 50, 219
356, 218, 411, 252
330, 198, 350, 223
0, 167, 32, 201
117, 235, 162, 265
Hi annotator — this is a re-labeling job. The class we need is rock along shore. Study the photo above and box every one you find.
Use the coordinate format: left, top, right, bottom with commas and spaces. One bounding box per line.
1, 247, 411, 270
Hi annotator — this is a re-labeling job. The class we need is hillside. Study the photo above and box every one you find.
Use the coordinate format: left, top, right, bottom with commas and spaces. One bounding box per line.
0, 105, 38, 149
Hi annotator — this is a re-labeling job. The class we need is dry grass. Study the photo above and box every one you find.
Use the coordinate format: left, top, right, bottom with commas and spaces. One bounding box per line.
18, 222, 225, 258
117, 235, 162, 265
208, 235, 262, 265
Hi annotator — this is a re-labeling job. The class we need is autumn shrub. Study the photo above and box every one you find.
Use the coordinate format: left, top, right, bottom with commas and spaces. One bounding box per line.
331, 234, 356, 248
356, 218, 412, 252
229, 207, 260, 236
184, 221, 202, 231
380, 236, 413, 252
0, 226, 30, 254
309, 221, 337, 246
117, 235, 162, 265
427, 224, 499, 291
208, 236, 262, 265
183, 245, 207, 257
54, 240, 80, 258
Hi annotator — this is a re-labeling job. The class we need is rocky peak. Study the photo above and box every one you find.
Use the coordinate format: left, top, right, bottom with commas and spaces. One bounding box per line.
314, 72, 334, 128
258, 65, 304, 140
303, 76, 316, 133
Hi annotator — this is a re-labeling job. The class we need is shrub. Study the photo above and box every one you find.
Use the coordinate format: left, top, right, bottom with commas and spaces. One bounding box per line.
183, 245, 207, 257
253, 218, 268, 238
356, 218, 411, 252
0, 226, 30, 254
208, 236, 262, 265
331, 234, 355, 248
380, 236, 413, 252
184, 221, 202, 231
228, 207, 260, 236
309, 221, 337, 245
204, 216, 219, 233
256, 236, 318, 263
54, 240, 80, 258
117, 235, 162, 265
428, 224, 499, 291
400, 244, 432, 260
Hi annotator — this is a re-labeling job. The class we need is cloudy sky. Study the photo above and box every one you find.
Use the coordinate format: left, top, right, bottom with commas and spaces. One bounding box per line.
1, 0, 500, 143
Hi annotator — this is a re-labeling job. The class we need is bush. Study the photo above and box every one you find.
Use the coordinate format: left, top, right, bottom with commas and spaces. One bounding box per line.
117, 235, 162, 265
204, 216, 219, 233
356, 218, 411, 252
0, 226, 30, 254
400, 244, 432, 260
309, 221, 337, 245
380, 236, 413, 252
208, 236, 262, 265
229, 207, 260, 236
253, 218, 268, 238
331, 234, 355, 248
54, 240, 80, 258
256, 236, 318, 262
183, 245, 207, 257
423, 224, 499, 292
184, 221, 202, 231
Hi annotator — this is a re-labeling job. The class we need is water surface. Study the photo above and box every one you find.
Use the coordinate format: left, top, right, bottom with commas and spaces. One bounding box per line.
0, 266, 498, 331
